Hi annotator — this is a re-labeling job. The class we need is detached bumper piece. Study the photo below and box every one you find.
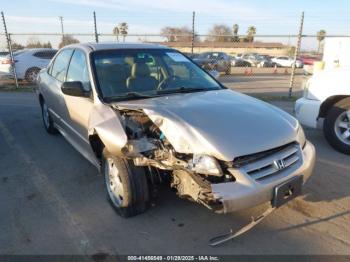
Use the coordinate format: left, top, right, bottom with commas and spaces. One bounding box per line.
209, 205, 276, 247
209, 176, 302, 247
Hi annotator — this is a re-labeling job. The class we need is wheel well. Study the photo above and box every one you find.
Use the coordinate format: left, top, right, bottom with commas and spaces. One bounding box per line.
38, 94, 44, 106
26, 67, 40, 74
89, 134, 105, 161
319, 95, 349, 118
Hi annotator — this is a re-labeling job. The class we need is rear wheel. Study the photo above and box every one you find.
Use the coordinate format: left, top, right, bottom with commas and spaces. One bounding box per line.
25, 67, 40, 82
102, 149, 150, 217
323, 98, 350, 154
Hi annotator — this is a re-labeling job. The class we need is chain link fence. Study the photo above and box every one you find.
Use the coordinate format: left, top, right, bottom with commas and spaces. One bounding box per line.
0, 12, 331, 97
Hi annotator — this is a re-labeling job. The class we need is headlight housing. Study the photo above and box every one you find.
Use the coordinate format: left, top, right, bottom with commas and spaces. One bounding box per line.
296, 124, 306, 148
190, 154, 223, 176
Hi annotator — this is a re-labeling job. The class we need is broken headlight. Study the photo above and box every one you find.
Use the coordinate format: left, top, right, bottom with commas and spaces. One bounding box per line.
190, 154, 223, 176
296, 124, 306, 149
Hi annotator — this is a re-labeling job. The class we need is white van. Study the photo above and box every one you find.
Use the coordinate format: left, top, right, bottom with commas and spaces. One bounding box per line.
295, 69, 350, 154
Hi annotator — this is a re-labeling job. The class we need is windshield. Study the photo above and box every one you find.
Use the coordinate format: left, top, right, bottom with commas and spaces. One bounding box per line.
92, 49, 221, 101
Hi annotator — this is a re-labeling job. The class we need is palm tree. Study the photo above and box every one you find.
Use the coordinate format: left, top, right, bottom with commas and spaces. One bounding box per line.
232, 24, 239, 42
246, 26, 256, 42
118, 22, 128, 42
317, 29, 326, 53
112, 26, 119, 42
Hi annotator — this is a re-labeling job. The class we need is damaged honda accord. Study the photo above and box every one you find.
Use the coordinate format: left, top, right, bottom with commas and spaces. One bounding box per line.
37, 43, 316, 221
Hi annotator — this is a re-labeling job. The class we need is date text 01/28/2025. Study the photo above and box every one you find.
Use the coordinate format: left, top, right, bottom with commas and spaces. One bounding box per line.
127, 255, 220, 261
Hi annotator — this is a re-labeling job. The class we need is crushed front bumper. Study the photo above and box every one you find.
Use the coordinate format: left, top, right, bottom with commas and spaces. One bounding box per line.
211, 141, 316, 213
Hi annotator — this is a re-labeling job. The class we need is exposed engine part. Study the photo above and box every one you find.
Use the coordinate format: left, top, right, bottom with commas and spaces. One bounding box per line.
171, 170, 222, 211
122, 138, 158, 157
117, 109, 166, 157
115, 108, 228, 213
121, 110, 160, 139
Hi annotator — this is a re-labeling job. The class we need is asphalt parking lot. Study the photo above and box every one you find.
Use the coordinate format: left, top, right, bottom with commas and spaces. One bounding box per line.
0, 89, 349, 255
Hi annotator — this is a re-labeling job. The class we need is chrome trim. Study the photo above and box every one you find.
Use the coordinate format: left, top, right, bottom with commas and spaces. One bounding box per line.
241, 144, 301, 181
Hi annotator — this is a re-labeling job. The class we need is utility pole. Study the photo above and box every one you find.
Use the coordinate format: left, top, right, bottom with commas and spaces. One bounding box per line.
289, 11, 304, 98
1, 11, 18, 88
191, 11, 195, 54
59, 16, 64, 35
93, 11, 99, 43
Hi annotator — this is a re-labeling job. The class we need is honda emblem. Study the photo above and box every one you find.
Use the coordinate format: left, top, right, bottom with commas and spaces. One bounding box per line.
273, 159, 286, 170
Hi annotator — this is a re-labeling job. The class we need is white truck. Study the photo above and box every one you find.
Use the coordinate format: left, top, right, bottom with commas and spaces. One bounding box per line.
295, 37, 350, 154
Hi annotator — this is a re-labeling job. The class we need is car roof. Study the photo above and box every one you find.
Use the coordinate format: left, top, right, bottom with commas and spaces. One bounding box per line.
69, 42, 172, 52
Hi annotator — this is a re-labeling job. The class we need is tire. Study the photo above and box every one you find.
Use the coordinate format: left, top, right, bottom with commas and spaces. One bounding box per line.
40, 99, 58, 134
102, 149, 149, 217
25, 67, 40, 83
323, 97, 350, 154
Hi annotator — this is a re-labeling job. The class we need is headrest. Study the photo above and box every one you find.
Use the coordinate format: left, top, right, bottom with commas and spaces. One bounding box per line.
131, 63, 150, 77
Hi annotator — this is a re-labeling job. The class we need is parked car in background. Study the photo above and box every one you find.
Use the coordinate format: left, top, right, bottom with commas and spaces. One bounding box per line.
37, 42, 315, 218
295, 69, 350, 154
240, 53, 260, 67
299, 55, 322, 75
299, 55, 322, 66
271, 56, 303, 68
192, 52, 231, 74
230, 55, 251, 67
0, 51, 10, 57
238, 53, 274, 68
256, 55, 276, 68
0, 48, 57, 82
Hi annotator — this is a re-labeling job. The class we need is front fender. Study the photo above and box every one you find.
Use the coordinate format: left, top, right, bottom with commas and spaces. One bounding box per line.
88, 104, 127, 156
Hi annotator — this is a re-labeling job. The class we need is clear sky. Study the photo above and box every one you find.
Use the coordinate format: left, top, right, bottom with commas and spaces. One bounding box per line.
1, 0, 350, 49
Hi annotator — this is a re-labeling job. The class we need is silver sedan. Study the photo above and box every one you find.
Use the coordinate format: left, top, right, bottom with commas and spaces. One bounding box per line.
37, 42, 315, 218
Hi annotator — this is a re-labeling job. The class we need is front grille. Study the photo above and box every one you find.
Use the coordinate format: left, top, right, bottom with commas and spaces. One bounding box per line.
238, 143, 301, 181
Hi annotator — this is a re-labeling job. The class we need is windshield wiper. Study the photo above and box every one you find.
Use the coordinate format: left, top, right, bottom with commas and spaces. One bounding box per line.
104, 92, 155, 102
156, 87, 216, 95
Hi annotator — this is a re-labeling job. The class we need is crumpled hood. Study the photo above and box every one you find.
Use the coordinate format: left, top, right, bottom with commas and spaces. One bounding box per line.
114, 89, 298, 161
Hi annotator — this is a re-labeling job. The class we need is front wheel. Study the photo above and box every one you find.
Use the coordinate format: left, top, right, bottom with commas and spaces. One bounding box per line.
102, 149, 150, 217
323, 98, 350, 154
41, 100, 58, 134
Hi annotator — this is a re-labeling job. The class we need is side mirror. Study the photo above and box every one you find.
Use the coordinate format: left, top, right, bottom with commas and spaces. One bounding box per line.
61, 81, 90, 97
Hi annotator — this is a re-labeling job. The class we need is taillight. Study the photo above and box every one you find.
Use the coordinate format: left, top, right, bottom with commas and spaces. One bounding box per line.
1, 59, 15, 65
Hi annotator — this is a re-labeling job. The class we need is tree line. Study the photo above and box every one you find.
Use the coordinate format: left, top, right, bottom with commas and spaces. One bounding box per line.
8, 20, 326, 53
11, 35, 80, 50
161, 24, 256, 42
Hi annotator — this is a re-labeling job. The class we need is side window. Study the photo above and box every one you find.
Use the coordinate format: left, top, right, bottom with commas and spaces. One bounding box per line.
37, 50, 57, 59
33, 51, 57, 59
66, 49, 91, 91
33, 51, 43, 58
50, 49, 74, 82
